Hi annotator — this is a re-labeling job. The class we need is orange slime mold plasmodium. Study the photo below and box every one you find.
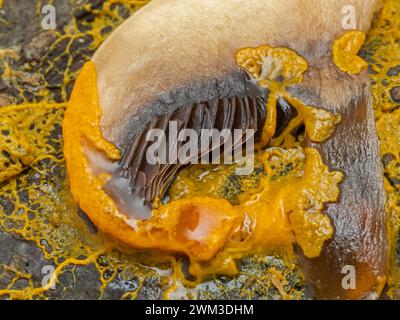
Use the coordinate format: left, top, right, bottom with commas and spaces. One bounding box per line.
63, 60, 344, 278
333, 30, 369, 75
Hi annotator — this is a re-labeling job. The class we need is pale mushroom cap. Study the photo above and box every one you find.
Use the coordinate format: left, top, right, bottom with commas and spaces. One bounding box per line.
91, 0, 381, 147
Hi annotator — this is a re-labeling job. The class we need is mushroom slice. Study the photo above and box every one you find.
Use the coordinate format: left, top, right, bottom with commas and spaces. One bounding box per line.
63, 0, 387, 299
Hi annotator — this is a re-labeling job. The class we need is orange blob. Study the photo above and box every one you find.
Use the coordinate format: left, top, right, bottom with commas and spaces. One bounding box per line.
333, 30, 368, 75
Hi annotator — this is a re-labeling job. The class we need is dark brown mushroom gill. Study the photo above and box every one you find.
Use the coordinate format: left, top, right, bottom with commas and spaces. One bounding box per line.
105, 74, 270, 212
